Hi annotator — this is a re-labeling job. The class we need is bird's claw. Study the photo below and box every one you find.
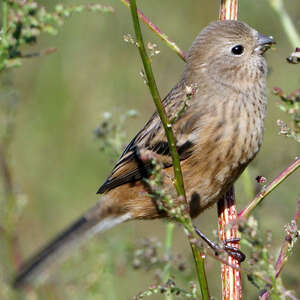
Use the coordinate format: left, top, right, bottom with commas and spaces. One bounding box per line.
193, 226, 246, 263
223, 239, 246, 263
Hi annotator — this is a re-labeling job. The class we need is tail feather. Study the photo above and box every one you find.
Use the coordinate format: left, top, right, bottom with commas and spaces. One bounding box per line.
13, 212, 131, 289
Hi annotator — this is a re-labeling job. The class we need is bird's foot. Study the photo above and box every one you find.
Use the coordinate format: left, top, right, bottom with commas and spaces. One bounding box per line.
193, 226, 246, 263
223, 238, 246, 263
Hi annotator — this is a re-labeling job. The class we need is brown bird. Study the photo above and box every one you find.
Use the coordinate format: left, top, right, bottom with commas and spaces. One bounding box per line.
14, 20, 274, 288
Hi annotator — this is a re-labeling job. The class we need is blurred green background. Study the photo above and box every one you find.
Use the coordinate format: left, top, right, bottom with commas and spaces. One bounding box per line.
1, 0, 300, 299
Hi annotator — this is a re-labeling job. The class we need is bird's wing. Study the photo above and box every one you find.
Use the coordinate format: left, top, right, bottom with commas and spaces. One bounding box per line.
97, 84, 198, 194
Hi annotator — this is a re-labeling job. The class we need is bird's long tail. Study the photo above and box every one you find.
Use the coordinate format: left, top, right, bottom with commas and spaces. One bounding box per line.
13, 200, 131, 289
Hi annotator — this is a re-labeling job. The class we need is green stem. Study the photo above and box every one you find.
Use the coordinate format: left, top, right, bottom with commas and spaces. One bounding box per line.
270, 290, 281, 300
0, 0, 9, 71
2, 0, 8, 35
269, 0, 300, 46
163, 222, 175, 300
120, 0, 186, 61
128, 0, 184, 200
241, 167, 255, 200
190, 243, 210, 300
128, 1, 209, 299
163, 222, 175, 283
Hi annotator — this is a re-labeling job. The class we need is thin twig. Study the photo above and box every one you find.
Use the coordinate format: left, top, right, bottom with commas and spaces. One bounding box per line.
121, 0, 186, 62
128, 1, 210, 299
20, 47, 57, 58
163, 222, 175, 300
0, 143, 13, 200
128, 0, 185, 198
241, 168, 255, 200
239, 156, 300, 219
275, 193, 300, 277
260, 193, 300, 299
269, 0, 300, 47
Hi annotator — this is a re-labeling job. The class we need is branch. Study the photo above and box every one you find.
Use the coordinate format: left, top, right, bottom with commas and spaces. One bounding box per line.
128, 1, 209, 298
259, 193, 300, 300
218, 187, 242, 300
162, 222, 175, 300
239, 156, 300, 219
0, 143, 13, 200
128, 0, 185, 198
219, 0, 238, 20
122, 2, 185, 296
275, 193, 300, 277
218, 1, 241, 300
121, 0, 186, 62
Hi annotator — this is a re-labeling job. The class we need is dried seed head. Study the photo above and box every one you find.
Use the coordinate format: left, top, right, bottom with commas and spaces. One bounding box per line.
256, 175, 267, 184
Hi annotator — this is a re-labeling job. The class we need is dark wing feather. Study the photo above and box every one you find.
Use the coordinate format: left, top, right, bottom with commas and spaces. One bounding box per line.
97, 83, 197, 194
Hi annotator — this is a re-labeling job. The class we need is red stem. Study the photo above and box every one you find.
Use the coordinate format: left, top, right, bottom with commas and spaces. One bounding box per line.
275, 193, 300, 277
218, 1, 241, 300
121, 0, 186, 61
219, 0, 238, 20
260, 193, 300, 300
218, 187, 242, 300
239, 157, 300, 219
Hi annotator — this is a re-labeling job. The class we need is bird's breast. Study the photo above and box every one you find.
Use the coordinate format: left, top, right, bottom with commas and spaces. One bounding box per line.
181, 91, 266, 216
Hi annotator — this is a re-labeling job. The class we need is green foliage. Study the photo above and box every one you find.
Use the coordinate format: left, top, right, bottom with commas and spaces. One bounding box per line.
240, 216, 299, 299
241, 217, 276, 286
273, 87, 300, 142
0, 1, 114, 299
284, 220, 299, 260
94, 110, 138, 161
132, 237, 189, 278
0, 0, 300, 299
134, 280, 198, 300
0, 0, 114, 71
144, 158, 189, 224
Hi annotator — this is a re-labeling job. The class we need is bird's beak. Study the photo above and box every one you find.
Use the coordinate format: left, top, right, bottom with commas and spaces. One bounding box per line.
255, 34, 275, 54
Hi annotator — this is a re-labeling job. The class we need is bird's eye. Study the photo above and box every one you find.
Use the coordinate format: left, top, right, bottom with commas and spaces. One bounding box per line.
231, 45, 244, 55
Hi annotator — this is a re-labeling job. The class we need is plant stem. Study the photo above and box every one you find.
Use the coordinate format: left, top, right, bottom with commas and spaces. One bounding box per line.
239, 156, 300, 219
218, 187, 242, 300
219, 0, 238, 20
128, 1, 209, 298
0, 0, 21, 272
269, 0, 300, 47
261, 193, 300, 299
241, 168, 255, 200
275, 194, 300, 278
0, 144, 13, 200
218, 1, 241, 300
163, 222, 175, 300
2, 0, 8, 36
128, 0, 185, 197
163, 222, 175, 283
121, 0, 186, 62
190, 243, 210, 298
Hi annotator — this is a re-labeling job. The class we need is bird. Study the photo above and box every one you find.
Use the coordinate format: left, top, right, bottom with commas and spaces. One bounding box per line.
13, 20, 274, 288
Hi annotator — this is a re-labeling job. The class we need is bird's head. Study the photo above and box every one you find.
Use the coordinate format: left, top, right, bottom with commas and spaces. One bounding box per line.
184, 20, 275, 90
